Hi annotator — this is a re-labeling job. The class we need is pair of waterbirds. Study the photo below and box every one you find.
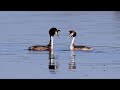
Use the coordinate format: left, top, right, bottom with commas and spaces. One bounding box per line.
28, 27, 93, 51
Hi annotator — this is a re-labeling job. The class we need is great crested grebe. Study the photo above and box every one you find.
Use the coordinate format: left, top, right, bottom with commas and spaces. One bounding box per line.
69, 30, 93, 51
28, 27, 60, 51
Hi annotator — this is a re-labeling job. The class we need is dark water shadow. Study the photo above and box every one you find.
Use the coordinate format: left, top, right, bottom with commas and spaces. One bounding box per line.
61, 50, 70, 51
27, 50, 49, 54
28, 49, 59, 74
48, 50, 58, 74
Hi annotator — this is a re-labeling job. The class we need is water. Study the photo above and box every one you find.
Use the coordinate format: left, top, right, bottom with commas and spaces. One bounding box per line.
0, 11, 120, 79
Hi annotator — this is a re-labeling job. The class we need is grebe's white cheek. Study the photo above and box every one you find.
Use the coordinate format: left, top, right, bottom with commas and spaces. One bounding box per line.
70, 33, 74, 37
55, 31, 58, 36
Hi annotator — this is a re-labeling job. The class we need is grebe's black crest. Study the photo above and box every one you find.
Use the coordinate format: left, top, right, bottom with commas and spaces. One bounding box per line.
28, 27, 60, 51
69, 30, 76, 37
49, 27, 60, 36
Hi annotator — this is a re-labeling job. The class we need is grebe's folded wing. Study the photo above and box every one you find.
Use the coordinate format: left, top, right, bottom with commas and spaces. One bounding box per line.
28, 45, 49, 51
74, 45, 91, 49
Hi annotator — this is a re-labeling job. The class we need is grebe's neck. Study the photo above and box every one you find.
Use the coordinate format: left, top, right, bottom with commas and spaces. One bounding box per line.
70, 37, 75, 50
49, 36, 53, 50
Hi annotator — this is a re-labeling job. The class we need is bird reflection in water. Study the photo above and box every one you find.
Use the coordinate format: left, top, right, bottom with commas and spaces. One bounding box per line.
69, 51, 76, 70
48, 50, 58, 74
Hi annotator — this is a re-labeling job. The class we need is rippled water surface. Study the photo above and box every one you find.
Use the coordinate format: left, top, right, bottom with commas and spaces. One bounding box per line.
0, 11, 120, 79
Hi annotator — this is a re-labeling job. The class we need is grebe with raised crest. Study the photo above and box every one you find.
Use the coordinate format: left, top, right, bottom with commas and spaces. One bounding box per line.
69, 30, 93, 51
28, 27, 60, 51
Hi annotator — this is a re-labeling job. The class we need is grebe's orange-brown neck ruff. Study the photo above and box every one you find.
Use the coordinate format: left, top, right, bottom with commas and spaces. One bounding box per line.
28, 27, 60, 51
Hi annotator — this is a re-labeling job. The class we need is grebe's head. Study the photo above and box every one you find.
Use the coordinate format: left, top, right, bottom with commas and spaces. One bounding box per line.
69, 30, 76, 37
49, 27, 60, 36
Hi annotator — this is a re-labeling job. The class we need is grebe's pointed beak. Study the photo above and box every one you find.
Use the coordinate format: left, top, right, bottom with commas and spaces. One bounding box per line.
58, 29, 60, 32
57, 30, 60, 38
55, 30, 60, 37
